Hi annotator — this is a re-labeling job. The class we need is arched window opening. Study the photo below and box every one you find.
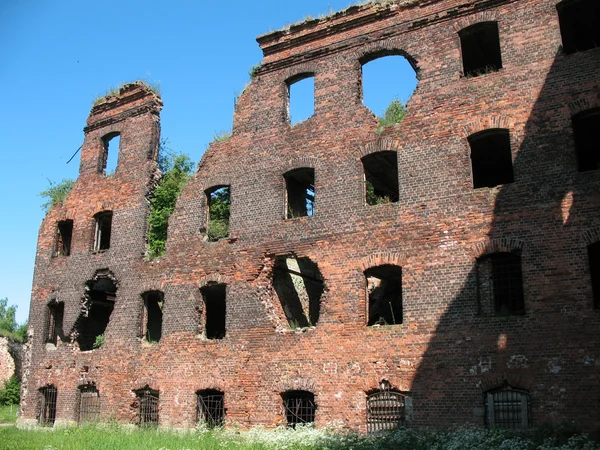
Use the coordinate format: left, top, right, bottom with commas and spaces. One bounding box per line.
134, 386, 159, 427
284, 168, 315, 218
477, 252, 524, 315
55, 220, 73, 257
588, 241, 600, 309
365, 265, 403, 326
281, 390, 315, 427
367, 380, 406, 433
196, 389, 225, 428
361, 54, 417, 126
287, 73, 314, 125
93, 211, 113, 251
75, 273, 117, 351
485, 383, 531, 429
205, 185, 230, 242
142, 291, 164, 343
273, 255, 324, 329
38, 385, 57, 426
78, 384, 100, 424
557, 0, 600, 55
362, 151, 399, 205
572, 109, 600, 172
45, 300, 64, 345
200, 283, 226, 339
459, 22, 502, 77
101, 132, 120, 175
468, 129, 514, 188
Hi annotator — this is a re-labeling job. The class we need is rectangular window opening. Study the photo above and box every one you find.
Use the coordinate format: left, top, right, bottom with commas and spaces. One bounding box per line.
93, 211, 112, 251
572, 109, 600, 172
102, 133, 120, 175
362, 151, 399, 205
365, 265, 403, 326
143, 291, 163, 343
46, 301, 64, 345
469, 130, 514, 188
288, 74, 315, 125
206, 186, 230, 242
201, 284, 226, 339
285, 168, 315, 218
557, 0, 600, 55
588, 242, 600, 308
478, 253, 524, 315
282, 390, 315, 427
196, 390, 225, 428
459, 22, 503, 77
55, 220, 73, 257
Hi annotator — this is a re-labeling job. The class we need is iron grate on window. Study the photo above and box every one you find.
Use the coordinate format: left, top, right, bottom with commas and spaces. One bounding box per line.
367, 383, 405, 433
196, 390, 225, 428
136, 387, 159, 427
79, 385, 100, 424
282, 391, 315, 427
39, 385, 57, 426
485, 385, 531, 429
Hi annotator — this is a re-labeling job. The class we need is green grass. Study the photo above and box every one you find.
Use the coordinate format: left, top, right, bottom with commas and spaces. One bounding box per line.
0, 405, 18, 424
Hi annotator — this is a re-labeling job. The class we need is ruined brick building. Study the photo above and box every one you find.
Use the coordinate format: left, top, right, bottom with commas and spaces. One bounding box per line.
20, 0, 600, 432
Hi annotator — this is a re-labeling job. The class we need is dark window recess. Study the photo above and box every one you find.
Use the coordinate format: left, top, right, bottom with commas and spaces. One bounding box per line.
101, 132, 120, 175
362, 151, 399, 205
477, 253, 525, 315
46, 301, 64, 345
55, 220, 73, 257
284, 168, 315, 218
93, 211, 112, 251
485, 384, 531, 429
205, 186, 230, 242
201, 283, 226, 339
367, 380, 405, 433
282, 391, 315, 427
287, 73, 315, 125
143, 291, 163, 343
273, 255, 324, 328
75, 275, 117, 351
196, 390, 225, 428
469, 129, 514, 188
135, 386, 159, 427
459, 22, 503, 77
79, 384, 100, 424
588, 242, 600, 308
39, 385, 57, 426
365, 265, 403, 326
557, 0, 600, 55
572, 109, 600, 172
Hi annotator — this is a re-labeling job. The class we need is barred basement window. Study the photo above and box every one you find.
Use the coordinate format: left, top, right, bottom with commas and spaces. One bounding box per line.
46, 301, 64, 345
287, 73, 315, 125
588, 241, 600, 309
477, 252, 525, 315
93, 211, 112, 251
196, 390, 225, 428
39, 385, 57, 426
469, 129, 514, 188
282, 390, 315, 427
135, 386, 159, 427
200, 283, 226, 339
79, 384, 100, 424
365, 265, 403, 326
142, 291, 163, 343
55, 220, 73, 257
367, 380, 405, 433
284, 168, 315, 218
362, 151, 399, 205
459, 22, 502, 77
557, 0, 600, 55
485, 384, 531, 429
572, 109, 600, 172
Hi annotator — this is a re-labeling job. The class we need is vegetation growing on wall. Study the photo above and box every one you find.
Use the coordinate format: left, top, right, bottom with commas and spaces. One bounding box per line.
147, 148, 194, 258
377, 98, 406, 132
39, 179, 74, 213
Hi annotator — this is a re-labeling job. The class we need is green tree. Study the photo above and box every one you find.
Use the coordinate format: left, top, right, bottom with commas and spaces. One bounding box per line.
377, 97, 406, 132
207, 187, 231, 241
0, 298, 27, 342
0, 376, 20, 406
147, 149, 194, 258
39, 179, 74, 212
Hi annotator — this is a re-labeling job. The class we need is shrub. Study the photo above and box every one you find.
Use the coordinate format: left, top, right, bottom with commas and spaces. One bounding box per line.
377, 97, 406, 132
92, 334, 104, 349
0, 376, 20, 406
39, 179, 74, 213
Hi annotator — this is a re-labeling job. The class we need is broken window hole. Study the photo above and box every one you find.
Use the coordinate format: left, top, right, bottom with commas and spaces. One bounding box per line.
273, 255, 324, 329
39, 385, 57, 426
102, 132, 120, 175
557, 0, 600, 55
142, 291, 163, 343
485, 383, 531, 429
74, 272, 117, 351
196, 389, 225, 428
477, 252, 525, 315
469, 129, 514, 188
201, 283, 226, 339
365, 265, 403, 326
367, 380, 406, 433
205, 186, 230, 242
282, 390, 315, 427
93, 211, 112, 251
46, 300, 64, 345
284, 168, 315, 218
78, 384, 100, 424
572, 109, 600, 172
588, 241, 600, 309
459, 22, 503, 77
287, 73, 314, 125
134, 386, 159, 427
362, 151, 399, 205
55, 220, 73, 257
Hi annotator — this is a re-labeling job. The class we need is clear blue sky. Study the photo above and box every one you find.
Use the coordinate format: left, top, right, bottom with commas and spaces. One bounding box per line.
0, 0, 416, 324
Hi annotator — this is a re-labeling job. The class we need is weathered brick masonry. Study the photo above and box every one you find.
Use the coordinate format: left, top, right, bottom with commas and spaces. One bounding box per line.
21, 0, 600, 431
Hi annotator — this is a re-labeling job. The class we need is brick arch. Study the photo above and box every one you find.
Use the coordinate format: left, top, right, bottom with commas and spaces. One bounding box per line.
131, 381, 160, 392
198, 273, 229, 289
453, 11, 500, 32
194, 379, 227, 392
359, 252, 408, 272
358, 138, 403, 159
568, 91, 600, 117
356, 41, 419, 73
364, 377, 409, 394
467, 238, 525, 259
277, 377, 318, 394
461, 115, 513, 139
479, 373, 534, 392
282, 63, 318, 83
581, 226, 600, 245
86, 268, 120, 286
283, 156, 320, 174
198, 179, 232, 195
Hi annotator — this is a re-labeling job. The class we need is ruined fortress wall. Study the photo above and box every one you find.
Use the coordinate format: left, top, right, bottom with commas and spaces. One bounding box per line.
21, 0, 600, 431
